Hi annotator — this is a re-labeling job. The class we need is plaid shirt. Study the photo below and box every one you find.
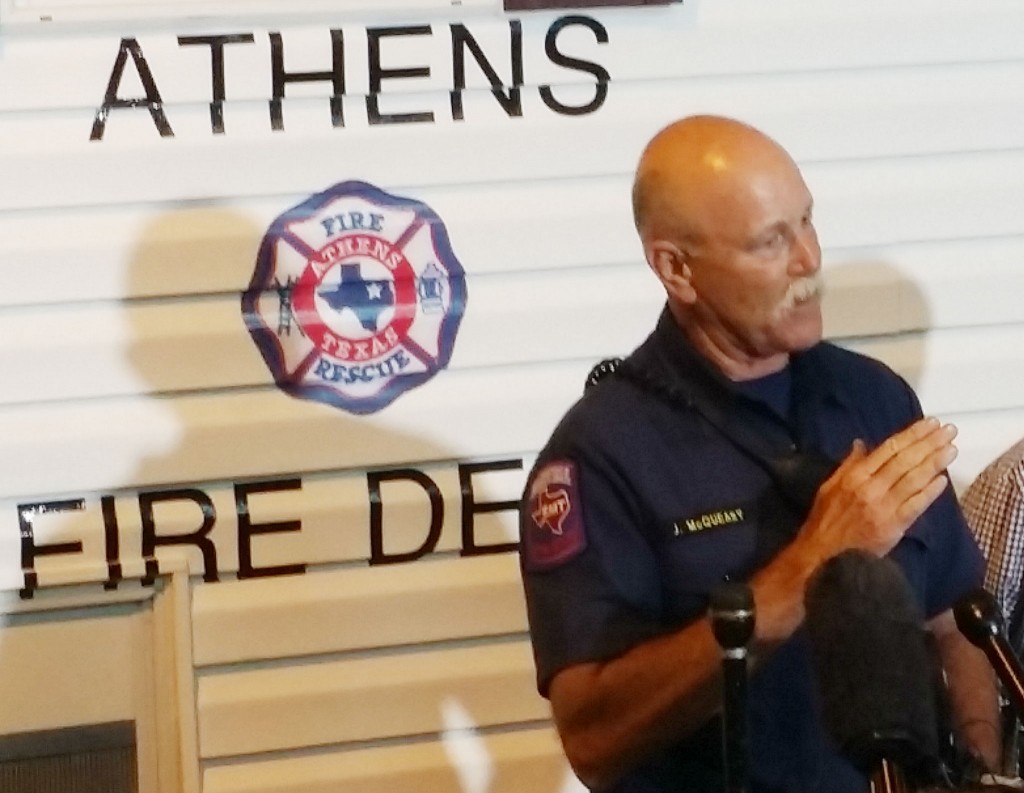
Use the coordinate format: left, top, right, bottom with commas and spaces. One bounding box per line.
961, 437, 1024, 643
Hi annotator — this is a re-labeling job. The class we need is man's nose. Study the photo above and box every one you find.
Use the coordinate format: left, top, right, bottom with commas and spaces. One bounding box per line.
789, 228, 820, 276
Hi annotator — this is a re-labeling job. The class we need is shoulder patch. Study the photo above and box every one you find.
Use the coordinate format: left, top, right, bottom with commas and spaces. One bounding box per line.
523, 459, 587, 571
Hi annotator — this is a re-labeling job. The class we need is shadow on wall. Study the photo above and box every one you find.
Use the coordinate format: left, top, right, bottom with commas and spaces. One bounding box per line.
120, 207, 570, 793
823, 256, 931, 394
823, 257, 984, 490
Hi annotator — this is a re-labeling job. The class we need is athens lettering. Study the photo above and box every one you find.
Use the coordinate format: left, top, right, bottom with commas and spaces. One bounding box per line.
674, 507, 746, 537
89, 16, 611, 139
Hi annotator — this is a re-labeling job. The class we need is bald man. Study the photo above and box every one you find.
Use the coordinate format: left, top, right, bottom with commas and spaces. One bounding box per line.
519, 116, 1000, 792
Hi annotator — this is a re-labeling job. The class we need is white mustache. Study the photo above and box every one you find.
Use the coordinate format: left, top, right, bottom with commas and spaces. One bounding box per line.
777, 275, 824, 314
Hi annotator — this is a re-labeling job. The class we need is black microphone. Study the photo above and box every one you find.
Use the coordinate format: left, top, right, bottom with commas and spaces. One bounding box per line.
805, 550, 942, 793
953, 587, 1024, 720
710, 580, 755, 793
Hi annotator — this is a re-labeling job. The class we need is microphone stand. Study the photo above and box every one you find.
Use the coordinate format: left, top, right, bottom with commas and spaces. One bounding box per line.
954, 588, 1024, 786
710, 582, 755, 793
870, 757, 908, 793
954, 588, 1024, 719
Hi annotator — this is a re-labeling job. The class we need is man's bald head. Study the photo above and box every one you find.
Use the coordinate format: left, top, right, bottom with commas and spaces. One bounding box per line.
629, 115, 823, 380
631, 115, 801, 246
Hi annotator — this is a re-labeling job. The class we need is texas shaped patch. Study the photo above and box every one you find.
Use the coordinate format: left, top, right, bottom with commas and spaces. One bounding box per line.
523, 459, 587, 571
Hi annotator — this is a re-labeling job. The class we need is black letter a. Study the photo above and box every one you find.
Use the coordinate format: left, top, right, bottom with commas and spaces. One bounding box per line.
91, 38, 174, 141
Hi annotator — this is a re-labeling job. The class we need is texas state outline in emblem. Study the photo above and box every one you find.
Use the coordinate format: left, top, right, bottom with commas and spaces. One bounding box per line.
242, 181, 468, 414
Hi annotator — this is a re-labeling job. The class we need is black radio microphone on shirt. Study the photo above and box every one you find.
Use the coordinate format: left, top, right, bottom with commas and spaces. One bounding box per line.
953, 587, 1024, 720
805, 550, 942, 793
710, 580, 756, 793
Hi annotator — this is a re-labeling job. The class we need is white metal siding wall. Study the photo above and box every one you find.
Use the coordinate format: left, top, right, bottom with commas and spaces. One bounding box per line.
0, 1, 1023, 791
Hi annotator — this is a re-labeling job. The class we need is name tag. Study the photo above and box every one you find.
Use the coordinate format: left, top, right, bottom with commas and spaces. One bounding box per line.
673, 506, 750, 537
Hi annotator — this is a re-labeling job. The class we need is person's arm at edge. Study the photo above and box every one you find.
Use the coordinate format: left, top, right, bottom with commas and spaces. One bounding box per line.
931, 608, 1003, 773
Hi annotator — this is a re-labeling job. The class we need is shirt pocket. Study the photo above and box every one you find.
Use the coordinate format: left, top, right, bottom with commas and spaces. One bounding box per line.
659, 503, 759, 615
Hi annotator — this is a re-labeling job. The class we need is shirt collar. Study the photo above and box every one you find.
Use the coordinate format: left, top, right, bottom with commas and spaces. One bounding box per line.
630, 307, 739, 405
630, 305, 850, 421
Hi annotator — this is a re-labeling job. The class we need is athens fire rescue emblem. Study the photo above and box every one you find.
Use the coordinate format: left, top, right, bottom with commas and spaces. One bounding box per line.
243, 181, 468, 414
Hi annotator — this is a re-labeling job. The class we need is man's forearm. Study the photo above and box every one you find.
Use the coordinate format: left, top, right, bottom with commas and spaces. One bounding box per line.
931, 609, 1003, 772
548, 535, 824, 789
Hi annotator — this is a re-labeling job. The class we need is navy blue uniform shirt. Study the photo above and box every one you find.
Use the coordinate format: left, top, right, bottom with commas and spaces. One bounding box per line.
520, 309, 984, 793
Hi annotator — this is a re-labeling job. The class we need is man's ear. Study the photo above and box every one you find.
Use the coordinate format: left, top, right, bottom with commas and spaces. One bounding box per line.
646, 240, 696, 304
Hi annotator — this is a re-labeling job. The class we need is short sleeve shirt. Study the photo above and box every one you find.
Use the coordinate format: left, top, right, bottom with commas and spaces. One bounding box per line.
519, 309, 984, 793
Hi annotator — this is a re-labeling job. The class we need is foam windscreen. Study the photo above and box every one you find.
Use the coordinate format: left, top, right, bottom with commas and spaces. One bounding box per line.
804, 549, 940, 780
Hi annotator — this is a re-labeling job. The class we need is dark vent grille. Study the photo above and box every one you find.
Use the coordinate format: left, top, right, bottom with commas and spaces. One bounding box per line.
0, 721, 136, 793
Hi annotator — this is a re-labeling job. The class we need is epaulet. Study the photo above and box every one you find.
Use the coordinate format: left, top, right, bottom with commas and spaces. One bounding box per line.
584, 357, 624, 392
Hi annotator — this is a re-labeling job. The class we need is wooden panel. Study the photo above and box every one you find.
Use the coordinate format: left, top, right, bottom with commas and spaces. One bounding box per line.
822, 238, 1024, 338
0, 0, 497, 26
0, 184, 637, 306
11, 329, 1010, 587
0, 456, 529, 590
202, 726, 581, 793
0, 605, 145, 734
196, 640, 546, 757
4, 68, 1024, 210
4, 241, 1024, 405
5, 321, 1023, 588
0, 203, 267, 307
1, 326, 1024, 498
807, 152, 1024, 249
0, 364, 573, 498
848, 328, 1024, 417
2, 195, 1023, 315
191, 554, 527, 666
0, 269, 662, 404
